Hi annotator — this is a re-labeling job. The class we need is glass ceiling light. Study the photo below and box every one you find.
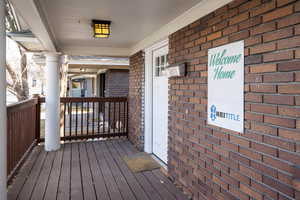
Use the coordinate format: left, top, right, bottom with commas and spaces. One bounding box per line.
92, 20, 111, 38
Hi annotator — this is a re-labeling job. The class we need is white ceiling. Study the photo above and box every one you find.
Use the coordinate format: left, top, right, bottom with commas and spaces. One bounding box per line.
39, 0, 202, 53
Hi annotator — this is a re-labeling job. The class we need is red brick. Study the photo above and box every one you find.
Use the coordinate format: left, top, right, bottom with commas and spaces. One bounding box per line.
239, 16, 262, 30
230, 135, 250, 147
296, 72, 300, 82
262, 5, 293, 22
264, 95, 294, 105
252, 181, 278, 200
264, 72, 294, 83
295, 24, 300, 35
263, 50, 294, 62
278, 150, 300, 165
277, 36, 300, 50
277, 0, 297, 7
223, 25, 238, 36
251, 104, 277, 114
239, 147, 262, 161
252, 142, 278, 156
250, 84, 276, 93
296, 49, 300, 59
207, 31, 222, 41
278, 13, 300, 28
264, 135, 295, 151
245, 55, 262, 65
250, 22, 276, 35
212, 37, 229, 47
239, 0, 261, 13
263, 156, 293, 174
251, 122, 277, 135
279, 128, 300, 141
250, 1, 276, 17
263, 27, 293, 42
245, 74, 262, 83
229, 12, 249, 25
251, 160, 278, 178
229, 30, 249, 42
278, 61, 300, 72
249, 64, 277, 73
264, 115, 296, 128
263, 175, 294, 197
296, 96, 300, 105
245, 93, 263, 103
278, 84, 300, 94
195, 37, 206, 45
229, 0, 248, 8
296, 1, 300, 11
250, 42, 276, 54
245, 36, 262, 47
240, 165, 263, 183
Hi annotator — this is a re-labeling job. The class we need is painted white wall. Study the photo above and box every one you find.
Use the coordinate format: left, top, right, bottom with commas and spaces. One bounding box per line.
0, 0, 7, 199
45, 53, 60, 151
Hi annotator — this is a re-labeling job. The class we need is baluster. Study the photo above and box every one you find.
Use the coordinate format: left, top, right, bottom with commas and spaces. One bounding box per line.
75, 102, 78, 137
69, 102, 72, 139
92, 101, 95, 136
63, 102, 66, 138
87, 101, 89, 136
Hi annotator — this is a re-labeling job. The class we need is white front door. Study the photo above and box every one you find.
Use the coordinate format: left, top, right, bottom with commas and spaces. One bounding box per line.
152, 45, 169, 163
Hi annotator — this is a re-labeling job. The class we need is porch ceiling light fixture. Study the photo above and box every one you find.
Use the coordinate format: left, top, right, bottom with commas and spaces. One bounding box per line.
80, 68, 86, 72
92, 20, 111, 38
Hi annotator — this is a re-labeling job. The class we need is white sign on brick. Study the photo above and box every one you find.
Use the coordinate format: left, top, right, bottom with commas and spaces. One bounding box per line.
207, 41, 244, 133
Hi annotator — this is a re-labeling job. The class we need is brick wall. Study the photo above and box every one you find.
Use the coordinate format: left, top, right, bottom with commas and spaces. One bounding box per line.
128, 51, 145, 150
168, 0, 300, 199
105, 69, 129, 97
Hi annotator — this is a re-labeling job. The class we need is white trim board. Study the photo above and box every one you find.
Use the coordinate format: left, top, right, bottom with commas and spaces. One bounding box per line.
144, 39, 169, 154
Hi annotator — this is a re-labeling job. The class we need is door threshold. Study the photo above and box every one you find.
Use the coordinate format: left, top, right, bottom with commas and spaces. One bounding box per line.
151, 154, 167, 170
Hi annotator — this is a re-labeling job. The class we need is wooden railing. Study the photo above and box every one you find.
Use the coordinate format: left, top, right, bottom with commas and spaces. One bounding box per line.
7, 98, 39, 180
38, 97, 128, 141
6, 97, 128, 182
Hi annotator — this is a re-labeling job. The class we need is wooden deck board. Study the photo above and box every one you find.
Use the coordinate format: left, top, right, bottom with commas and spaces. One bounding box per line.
57, 143, 71, 200
70, 143, 84, 200
43, 147, 64, 200
8, 139, 188, 200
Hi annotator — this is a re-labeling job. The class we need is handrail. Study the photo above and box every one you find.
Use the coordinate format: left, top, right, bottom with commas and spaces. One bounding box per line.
7, 98, 38, 112
38, 97, 127, 103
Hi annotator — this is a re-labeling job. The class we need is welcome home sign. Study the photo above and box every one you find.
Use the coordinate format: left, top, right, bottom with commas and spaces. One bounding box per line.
207, 41, 244, 133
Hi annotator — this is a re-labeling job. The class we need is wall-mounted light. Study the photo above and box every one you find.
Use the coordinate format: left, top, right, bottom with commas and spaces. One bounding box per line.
92, 20, 111, 38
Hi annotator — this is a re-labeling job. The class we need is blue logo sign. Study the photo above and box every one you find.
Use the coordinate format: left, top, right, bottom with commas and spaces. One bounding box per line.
210, 105, 240, 122
210, 105, 217, 121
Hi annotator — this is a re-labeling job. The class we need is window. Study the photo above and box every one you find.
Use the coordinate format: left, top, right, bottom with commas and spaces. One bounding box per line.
155, 54, 168, 77
32, 79, 37, 87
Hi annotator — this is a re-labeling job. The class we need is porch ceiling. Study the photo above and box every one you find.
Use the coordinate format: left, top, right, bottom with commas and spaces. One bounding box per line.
9, 0, 233, 56
10, 0, 202, 56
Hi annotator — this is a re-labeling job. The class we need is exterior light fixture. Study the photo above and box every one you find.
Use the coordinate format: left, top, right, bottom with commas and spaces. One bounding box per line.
80, 68, 86, 72
92, 20, 111, 38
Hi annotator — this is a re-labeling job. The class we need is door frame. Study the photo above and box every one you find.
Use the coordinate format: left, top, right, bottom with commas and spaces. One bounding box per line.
144, 38, 169, 156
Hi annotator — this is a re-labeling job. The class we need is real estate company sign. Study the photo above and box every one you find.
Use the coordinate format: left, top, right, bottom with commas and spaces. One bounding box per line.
207, 41, 244, 133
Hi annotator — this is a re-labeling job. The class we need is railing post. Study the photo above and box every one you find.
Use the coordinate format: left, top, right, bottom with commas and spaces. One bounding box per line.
35, 97, 41, 143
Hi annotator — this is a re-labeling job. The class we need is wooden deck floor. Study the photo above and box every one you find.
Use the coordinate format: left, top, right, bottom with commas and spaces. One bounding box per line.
8, 139, 189, 200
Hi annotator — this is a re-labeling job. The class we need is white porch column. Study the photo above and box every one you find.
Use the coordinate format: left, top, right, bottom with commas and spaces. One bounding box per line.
45, 53, 61, 151
0, 0, 7, 199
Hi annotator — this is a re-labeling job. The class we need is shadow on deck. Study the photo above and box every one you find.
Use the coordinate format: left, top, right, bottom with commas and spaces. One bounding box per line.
8, 139, 189, 200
